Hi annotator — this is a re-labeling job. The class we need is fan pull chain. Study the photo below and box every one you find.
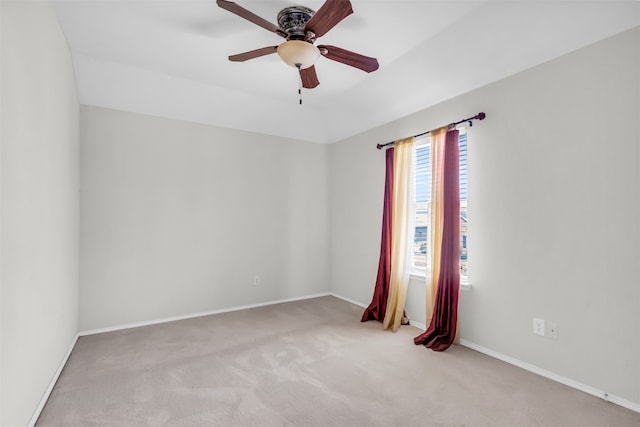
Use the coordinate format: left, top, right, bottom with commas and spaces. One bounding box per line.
297, 64, 303, 105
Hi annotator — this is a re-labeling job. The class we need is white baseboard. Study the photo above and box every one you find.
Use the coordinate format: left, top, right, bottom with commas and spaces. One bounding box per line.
329, 293, 427, 331
408, 320, 426, 330
78, 292, 333, 336
329, 292, 367, 309
28, 334, 79, 427
460, 339, 640, 414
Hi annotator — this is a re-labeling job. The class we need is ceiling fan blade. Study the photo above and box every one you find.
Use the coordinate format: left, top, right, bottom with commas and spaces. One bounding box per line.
319, 45, 379, 73
229, 46, 278, 62
217, 0, 284, 37
305, 0, 353, 38
300, 65, 320, 89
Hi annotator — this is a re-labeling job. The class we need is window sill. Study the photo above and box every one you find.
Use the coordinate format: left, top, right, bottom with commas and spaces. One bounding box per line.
410, 268, 428, 281
410, 269, 472, 290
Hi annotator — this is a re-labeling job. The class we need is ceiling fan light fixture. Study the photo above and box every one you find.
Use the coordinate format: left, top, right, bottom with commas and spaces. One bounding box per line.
277, 40, 320, 69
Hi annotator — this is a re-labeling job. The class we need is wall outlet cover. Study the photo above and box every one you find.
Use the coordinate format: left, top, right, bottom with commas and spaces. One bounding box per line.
533, 317, 545, 336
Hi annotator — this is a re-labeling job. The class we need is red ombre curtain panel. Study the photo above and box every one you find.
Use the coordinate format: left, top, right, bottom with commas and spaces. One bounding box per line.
362, 147, 394, 322
414, 129, 460, 351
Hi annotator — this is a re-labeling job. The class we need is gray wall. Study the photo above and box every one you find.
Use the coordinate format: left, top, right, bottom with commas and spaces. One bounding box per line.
1, 2, 80, 426
329, 27, 640, 405
80, 107, 330, 331
1, 2, 638, 422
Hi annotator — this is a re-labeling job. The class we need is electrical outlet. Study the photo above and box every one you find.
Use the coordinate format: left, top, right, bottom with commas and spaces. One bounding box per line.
547, 322, 558, 339
533, 318, 545, 336
253, 275, 260, 286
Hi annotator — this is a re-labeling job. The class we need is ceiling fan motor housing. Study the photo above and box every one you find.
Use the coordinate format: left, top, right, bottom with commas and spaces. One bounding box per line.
277, 6, 315, 40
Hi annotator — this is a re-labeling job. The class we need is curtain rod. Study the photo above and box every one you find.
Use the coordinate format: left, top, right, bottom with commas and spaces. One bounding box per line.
376, 112, 486, 150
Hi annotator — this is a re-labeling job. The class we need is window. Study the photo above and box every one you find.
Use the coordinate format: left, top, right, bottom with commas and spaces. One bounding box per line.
411, 132, 468, 280
412, 139, 431, 270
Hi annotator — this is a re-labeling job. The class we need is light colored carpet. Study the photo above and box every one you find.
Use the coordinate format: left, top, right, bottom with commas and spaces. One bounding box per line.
36, 296, 640, 426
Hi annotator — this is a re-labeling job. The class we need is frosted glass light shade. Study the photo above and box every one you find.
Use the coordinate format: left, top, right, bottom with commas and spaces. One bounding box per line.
277, 40, 320, 69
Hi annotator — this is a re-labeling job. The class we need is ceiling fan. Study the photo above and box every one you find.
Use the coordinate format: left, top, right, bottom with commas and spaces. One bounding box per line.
217, 0, 379, 89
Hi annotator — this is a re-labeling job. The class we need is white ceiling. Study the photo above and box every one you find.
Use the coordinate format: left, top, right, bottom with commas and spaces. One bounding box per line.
54, 0, 640, 144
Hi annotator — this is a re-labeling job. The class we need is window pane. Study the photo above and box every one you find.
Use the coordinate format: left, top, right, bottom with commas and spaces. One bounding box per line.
459, 133, 468, 277
413, 143, 431, 269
